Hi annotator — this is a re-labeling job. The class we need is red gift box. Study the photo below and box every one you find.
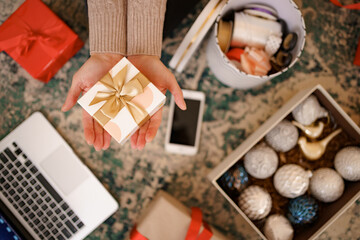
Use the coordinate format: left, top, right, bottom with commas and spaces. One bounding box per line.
0, 0, 84, 83
354, 38, 360, 66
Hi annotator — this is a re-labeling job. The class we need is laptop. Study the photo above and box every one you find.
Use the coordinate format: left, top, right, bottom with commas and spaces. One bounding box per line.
0, 112, 118, 240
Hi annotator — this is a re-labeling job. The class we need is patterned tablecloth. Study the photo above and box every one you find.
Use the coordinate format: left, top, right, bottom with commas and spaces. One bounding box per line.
1, 0, 360, 239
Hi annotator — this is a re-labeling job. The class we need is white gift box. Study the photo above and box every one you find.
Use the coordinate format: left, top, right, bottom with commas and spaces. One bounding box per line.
78, 58, 166, 144
132, 190, 228, 240
208, 84, 360, 239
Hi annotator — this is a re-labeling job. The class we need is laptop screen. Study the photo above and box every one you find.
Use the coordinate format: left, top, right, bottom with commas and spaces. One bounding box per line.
0, 209, 22, 240
0, 199, 33, 240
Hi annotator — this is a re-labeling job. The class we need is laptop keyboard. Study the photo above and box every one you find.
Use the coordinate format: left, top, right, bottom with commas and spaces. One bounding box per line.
0, 142, 85, 240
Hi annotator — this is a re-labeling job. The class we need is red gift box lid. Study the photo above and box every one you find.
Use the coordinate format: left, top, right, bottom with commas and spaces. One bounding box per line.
0, 0, 84, 82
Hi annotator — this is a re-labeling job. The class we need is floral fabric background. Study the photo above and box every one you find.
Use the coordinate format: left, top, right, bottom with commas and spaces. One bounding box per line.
1, 0, 360, 239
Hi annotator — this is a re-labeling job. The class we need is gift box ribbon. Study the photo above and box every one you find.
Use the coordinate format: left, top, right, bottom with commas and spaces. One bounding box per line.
185, 207, 213, 240
329, 0, 360, 9
89, 64, 150, 127
130, 207, 213, 240
0, 14, 63, 58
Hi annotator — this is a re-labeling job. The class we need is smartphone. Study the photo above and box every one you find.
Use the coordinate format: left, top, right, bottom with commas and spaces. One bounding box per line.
165, 89, 205, 155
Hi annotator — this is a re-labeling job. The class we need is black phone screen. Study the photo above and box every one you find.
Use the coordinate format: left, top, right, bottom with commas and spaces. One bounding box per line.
170, 99, 201, 146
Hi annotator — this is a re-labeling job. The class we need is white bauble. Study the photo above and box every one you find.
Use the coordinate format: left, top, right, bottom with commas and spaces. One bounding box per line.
273, 164, 311, 198
244, 145, 279, 179
266, 120, 298, 152
334, 146, 360, 181
264, 214, 294, 240
239, 185, 272, 220
310, 168, 344, 202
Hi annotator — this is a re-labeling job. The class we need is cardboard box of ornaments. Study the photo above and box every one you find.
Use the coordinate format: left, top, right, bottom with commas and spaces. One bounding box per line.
208, 84, 360, 240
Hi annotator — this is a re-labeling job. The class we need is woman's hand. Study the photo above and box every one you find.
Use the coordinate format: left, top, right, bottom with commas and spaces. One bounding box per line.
62, 53, 124, 151
127, 55, 186, 150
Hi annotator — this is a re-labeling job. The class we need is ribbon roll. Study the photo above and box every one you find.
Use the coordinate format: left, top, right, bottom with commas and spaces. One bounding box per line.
231, 12, 282, 49
217, 20, 233, 53
243, 3, 278, 21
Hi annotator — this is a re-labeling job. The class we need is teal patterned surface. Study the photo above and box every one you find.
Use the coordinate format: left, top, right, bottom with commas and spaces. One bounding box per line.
1, 0, 360, 239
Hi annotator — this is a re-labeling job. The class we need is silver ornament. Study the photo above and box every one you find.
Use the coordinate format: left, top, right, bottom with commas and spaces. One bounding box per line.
239, 185, 272, 220
264, 214, 294, 240
292, 95, 328, 126
334, 146, 360, 181
310, 168, 344, 203
265, 120, 299, 152
273, 164, 312, 198
244, 145, 279, 179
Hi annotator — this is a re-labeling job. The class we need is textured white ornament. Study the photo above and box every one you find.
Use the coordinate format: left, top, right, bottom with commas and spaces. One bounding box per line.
265, 35, 282, 56
292, 95, 328, 126
310, 168, 344, 202
239, 185, 272, 220
334, 146, 360, 181
265, 120, 299, 152
264, 214, 294, 240
244, 145, 279, 179
273, 164, 312, 198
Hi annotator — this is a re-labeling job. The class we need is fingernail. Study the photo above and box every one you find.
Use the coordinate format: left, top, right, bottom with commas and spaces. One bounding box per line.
145, 135, 153, 143
181, 102, 187, 110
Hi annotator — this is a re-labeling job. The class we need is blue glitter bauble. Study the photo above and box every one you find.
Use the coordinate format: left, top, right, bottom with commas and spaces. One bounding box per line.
287, 195, 319, 225
219, 164, 249, 193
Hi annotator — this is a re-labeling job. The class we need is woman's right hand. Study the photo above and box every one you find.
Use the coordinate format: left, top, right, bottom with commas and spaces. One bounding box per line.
62, 53, 124, 151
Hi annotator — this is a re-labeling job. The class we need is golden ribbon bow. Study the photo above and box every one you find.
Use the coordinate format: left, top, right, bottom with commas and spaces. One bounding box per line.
89, 64, 150, 127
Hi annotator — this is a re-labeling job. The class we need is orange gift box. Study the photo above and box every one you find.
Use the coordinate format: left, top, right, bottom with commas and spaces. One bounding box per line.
0, 0, 84, 83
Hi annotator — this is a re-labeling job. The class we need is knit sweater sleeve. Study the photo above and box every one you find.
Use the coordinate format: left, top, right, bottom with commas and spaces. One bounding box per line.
87, 0, 127, 55
127, 0, 167, 57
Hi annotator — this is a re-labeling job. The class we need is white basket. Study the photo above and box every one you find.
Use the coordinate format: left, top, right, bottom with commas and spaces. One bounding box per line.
206, 0, 306, 89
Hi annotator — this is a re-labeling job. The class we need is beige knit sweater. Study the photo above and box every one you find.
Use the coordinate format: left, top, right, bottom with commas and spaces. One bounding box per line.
87, 0, 166, 57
